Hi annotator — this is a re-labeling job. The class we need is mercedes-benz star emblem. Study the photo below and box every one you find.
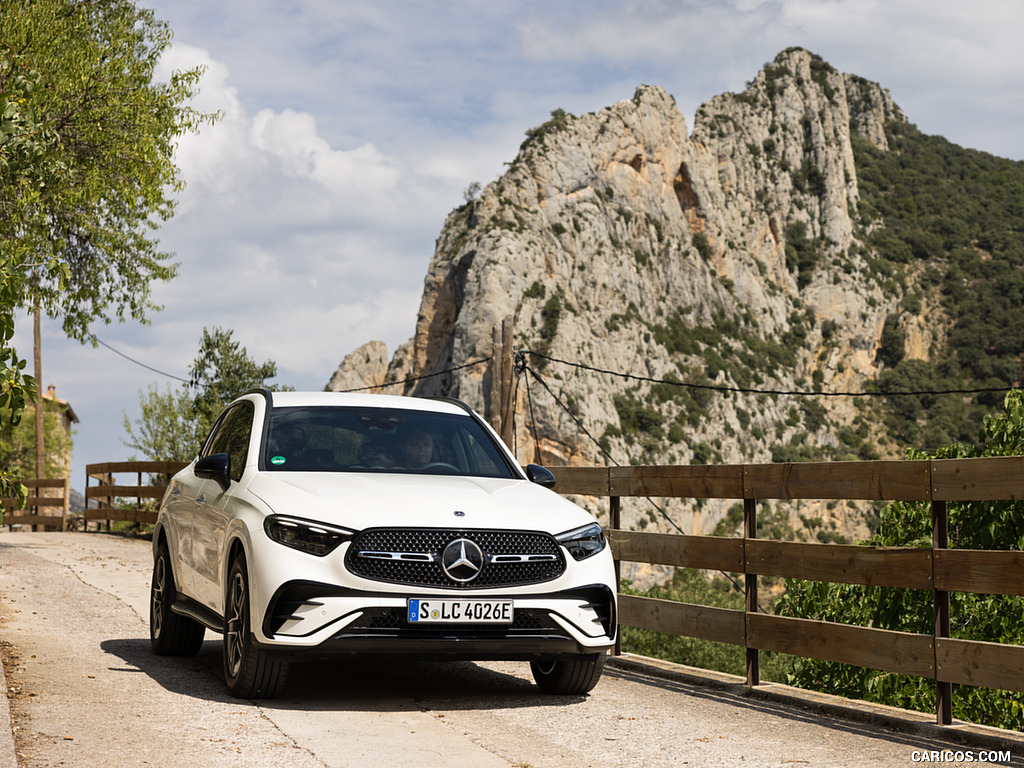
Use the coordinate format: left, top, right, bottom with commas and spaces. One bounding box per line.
441, 538, 484, 583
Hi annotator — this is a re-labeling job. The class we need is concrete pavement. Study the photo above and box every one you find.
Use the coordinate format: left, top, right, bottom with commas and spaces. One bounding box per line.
2, 531, 1023, 767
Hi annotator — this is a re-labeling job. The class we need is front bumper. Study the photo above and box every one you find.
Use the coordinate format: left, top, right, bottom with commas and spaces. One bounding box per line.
256, 581, 617, 659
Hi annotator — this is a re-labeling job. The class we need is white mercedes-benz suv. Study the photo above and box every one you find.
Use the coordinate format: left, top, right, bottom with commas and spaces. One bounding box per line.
150, 390, 617, 698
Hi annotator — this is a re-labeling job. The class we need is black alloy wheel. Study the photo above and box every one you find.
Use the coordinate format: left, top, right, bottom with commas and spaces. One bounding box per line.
150, 541, 205, 655
223, 554, 289, 698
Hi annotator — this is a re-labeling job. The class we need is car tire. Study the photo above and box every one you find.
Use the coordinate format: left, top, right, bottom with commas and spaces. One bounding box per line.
223, 554, 289, 699
150, 542, 205, 655
530, 653, 605, 695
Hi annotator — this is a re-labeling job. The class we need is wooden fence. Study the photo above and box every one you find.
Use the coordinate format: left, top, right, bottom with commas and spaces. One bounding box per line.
549, 456, 1024, 727
84, 461, 188, 528
2, 478, 71, 530
47, 454, 1024, 726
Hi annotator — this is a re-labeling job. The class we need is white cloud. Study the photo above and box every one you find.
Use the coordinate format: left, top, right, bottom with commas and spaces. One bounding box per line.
249, 108, 401, 200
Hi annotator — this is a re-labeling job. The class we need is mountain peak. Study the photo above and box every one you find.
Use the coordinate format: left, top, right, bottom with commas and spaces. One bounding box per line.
326, 50, 1021, 539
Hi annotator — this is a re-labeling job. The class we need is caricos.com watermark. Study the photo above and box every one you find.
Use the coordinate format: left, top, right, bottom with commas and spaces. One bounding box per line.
910, 750, 1013, 764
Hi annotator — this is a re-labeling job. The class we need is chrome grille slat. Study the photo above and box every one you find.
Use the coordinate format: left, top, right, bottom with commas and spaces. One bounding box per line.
346, 528, 566, 589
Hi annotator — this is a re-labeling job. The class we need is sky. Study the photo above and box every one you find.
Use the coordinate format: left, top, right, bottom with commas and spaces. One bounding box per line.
13, 0, 1024, 490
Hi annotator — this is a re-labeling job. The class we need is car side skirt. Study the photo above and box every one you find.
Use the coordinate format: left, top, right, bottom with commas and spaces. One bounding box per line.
172, 595, 225, 634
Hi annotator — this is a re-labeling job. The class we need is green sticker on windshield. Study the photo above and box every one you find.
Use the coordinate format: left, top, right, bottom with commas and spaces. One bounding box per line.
271, 455, 286, 465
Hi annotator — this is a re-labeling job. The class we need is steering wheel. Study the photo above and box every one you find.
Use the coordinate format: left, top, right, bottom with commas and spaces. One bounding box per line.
421, 462, 459, 472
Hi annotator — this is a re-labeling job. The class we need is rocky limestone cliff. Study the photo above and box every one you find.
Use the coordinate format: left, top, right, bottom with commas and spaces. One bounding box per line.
326, 48, 913, 544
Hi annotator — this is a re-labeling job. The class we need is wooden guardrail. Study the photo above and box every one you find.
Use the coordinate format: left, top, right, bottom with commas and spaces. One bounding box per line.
84, 461, 188, 528
2, 478, 71, 530
549, 457, 1024, 727
74, 455, 1024, 725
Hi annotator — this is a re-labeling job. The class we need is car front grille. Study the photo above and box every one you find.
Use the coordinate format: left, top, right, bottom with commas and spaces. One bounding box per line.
345, 528, 566, 589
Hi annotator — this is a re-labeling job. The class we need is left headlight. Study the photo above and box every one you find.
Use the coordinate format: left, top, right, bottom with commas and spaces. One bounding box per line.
556, 522, 606, 561
264, 515, 355, 557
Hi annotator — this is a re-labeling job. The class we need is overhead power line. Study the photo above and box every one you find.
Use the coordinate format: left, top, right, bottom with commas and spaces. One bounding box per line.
92, 333, 493, 394
92, 335, 190, 383
524, 350, 1013, 399
337, 357, 492, 393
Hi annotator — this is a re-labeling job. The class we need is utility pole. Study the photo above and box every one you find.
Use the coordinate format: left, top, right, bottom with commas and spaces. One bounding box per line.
488, 317, 516, 449
499, 318, 515, 449
33, 305, 44, 531
34, 306, 44, 479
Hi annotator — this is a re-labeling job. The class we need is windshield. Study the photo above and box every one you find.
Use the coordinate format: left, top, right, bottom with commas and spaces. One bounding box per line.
263, 405, 517, 479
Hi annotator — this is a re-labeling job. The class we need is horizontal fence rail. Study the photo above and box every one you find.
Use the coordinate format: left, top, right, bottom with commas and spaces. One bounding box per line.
2, 478, 71, 530
84, 461, 188, 528
549, 457, 1024, 727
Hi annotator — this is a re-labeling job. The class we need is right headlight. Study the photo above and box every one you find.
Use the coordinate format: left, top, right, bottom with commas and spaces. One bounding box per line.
556, 522, 606, 561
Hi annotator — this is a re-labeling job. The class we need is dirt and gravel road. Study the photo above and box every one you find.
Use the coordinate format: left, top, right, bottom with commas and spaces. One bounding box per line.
2, 531, 1022, 767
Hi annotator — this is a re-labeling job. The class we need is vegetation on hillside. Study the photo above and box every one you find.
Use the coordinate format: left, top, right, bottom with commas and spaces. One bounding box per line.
620, 568, 794, 684
854, 122, 1024, 452
609, 118, 1024, 465
776, 389, 1024, 730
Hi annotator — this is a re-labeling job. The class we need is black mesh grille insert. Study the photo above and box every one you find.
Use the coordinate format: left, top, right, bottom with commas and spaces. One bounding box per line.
345, 528, 566, 589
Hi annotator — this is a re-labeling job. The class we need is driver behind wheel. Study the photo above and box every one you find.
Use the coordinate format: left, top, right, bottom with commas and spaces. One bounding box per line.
398, 429, 434, 469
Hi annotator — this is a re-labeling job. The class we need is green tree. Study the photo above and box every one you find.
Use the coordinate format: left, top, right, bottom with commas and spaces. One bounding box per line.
188, 327, 284, 433
0, 398, 72, 483
1, 0, 211, 339
1, 0, 211, 497
1, 33, 56, 503
123, 328, 287, 462
120, 382, 199, 463
775, 389, 1024, 729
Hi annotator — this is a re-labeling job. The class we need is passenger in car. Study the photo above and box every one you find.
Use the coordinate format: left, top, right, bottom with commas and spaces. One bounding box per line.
268, 424, 307, 462
269, 423, 331, 469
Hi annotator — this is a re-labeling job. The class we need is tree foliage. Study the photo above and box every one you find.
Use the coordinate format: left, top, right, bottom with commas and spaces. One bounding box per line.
854, 123, 1024, 450
122, 327, 287, 462
1, 0, 211, 338
1, 0, 211, 497
1, 26, 55, 502
121, 382, 198, 463
0, 398, 72, 480
188, 327, 283, 431
775, 390, 1024, 729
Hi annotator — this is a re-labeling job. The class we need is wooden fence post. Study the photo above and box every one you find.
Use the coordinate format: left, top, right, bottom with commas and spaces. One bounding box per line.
488, 324, 503, 433
933, 499, 952, 725
60, 477, 69, 531
745, 497, 760, 686
488, 317, 516, 450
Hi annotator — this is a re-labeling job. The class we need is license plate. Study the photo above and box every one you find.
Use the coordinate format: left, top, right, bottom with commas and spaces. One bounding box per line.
407, 598, 514, 624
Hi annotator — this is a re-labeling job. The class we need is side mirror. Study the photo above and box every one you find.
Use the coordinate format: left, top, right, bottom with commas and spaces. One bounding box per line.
525, 464, 557, 489
195, 453, 231, 492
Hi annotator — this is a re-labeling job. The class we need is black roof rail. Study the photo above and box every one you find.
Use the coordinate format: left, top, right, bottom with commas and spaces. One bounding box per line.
425, 395, 474, 416
244, 387, 274, 409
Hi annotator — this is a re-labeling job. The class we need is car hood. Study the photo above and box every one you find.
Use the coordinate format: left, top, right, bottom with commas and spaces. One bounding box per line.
245, 471, 596, 534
